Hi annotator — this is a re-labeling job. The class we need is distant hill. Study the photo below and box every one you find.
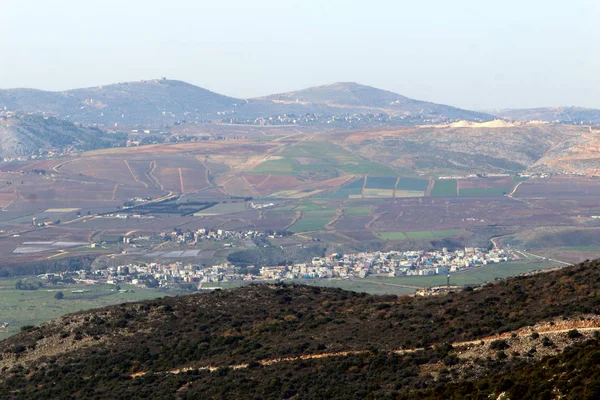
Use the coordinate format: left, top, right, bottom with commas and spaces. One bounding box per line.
0, 79, 242, 126
494, 106, 600, 124
0, 114, 122, 159
258, 81, 493, 121
3, 260, 600, 398
0, 79, 494, 127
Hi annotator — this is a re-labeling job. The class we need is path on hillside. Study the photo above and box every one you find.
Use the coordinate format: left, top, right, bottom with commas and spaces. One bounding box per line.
131, 318, 600, 379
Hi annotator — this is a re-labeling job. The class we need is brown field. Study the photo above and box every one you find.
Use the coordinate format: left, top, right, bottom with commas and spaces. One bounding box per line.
246, 174, 301, 195
60, 158, 145, 187
219, 176, 258, 198
515, 176, 600, 199
332, 215, 372, 231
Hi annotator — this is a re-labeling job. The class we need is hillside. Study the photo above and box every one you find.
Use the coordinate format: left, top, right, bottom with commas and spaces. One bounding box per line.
0, 114, 122, 159
495, 106, 600, 124
3, 260, 600, 398
0, 80, 493, 127
259, 82, 493, 121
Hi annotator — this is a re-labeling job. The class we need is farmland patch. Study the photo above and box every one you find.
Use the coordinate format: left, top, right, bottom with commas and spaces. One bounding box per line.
430, 179, 457, 197
365, 176, 397, 189
397, 177, 429, 191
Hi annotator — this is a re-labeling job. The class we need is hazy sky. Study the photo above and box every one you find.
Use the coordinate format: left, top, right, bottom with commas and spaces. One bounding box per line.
1, 0, 599, 110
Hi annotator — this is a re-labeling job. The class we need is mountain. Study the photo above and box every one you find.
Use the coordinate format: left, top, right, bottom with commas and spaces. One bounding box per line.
0, 80, 494, 127
494, 106, 600, 124
0, 114, 122, 159
258, 81, 493, 121
0, 79, 243, 126
2, 260, 600, 398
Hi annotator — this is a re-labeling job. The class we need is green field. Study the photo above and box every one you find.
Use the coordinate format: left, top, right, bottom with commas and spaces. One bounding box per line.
430, 179, 457, 197
381, 261, 556, 287
397, 177, 429, 191
365, 176, 397, 189
380, 229, 462, 240
290, 217, 332, 232
0, 282, 174, 340
379, 231, 408, 240
345, 206, 372, 216
251, 142, 397, 177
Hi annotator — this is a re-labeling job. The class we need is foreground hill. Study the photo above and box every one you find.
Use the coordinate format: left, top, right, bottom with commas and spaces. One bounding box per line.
259, 81, 493, 121
0, 79, 493, 127
495, 106, 600, 124
2, 260, 600, 398
0, 114, 122, 159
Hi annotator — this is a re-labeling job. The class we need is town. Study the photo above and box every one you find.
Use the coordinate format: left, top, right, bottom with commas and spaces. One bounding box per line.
39, 247, 515, 290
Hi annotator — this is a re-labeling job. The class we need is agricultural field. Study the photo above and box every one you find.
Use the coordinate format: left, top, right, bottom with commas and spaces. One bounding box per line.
364, 176, 397, 189
193, 202, 246, 216
396, 177, 429, 191
0, 281, 176, 339
380, 229, 463, 240
250, 141, 397, 177
430, 179, 457, 197
344, 206, 372, 216
458, 177, 513, 196
361, 189, 394, 198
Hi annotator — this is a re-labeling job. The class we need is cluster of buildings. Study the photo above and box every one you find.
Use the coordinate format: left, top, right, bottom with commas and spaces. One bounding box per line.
43, 247, 514, 290
159, 227, 278, 245
257, 247, 514, 280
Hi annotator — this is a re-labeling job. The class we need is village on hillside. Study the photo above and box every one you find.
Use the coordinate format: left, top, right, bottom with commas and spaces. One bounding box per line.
39, 247, 515, 290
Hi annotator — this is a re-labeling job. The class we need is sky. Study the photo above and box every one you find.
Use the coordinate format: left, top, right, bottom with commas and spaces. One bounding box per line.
1, 0, 599, 110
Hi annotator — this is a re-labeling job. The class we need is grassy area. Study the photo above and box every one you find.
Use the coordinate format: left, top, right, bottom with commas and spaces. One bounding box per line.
345, 206, 372, 216
0, 282, 174, 340
430, 179, 457, 197
397, 177, 429, 191
380, 229, 463, 240
379, 231, 408, 240
362, 189, 394, 198
290, 218, 332, 232
383, 261, 555, 287
365, 176, 397, 189
251, 142, 397, 177
558, 246, 600, 252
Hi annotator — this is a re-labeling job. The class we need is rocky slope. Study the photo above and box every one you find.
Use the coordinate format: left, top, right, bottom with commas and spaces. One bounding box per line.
0, 114, 121, 159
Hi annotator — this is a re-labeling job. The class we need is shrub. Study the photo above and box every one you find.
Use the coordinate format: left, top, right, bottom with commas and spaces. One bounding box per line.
567, 329, 582, 339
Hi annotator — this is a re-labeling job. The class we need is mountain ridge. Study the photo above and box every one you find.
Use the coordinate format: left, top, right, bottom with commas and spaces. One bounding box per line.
0, 79, 494, 126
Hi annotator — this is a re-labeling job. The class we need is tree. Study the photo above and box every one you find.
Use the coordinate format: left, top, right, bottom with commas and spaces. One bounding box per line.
54, 291, 64, 300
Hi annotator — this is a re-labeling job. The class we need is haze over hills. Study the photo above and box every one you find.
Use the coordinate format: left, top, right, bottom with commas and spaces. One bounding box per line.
0, 79, 494, 126
0, 114, 123, 159
3, 261, 600, 398
257, 81, 492, 120
494, 106, 600, 125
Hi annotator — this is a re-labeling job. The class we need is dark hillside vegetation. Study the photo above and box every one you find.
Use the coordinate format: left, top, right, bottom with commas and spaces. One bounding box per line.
2, 260, 600, 398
